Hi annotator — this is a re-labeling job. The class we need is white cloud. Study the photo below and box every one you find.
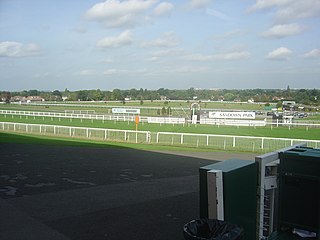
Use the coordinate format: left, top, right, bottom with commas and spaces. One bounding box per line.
153, 2, 174, 16
276, 0, 320, 21
303, 49, 320, 58
248, 0, 320, 22
85, 0, 156, 28
261, 24, 304, 38
151, 48, 185, 57
73, 69, 98, 76
103, 68, 126, 75
214, 29, 246, 40
173, 66, 208, 74
206, 8, 231, 21
214, 51, 251, 60
147, 48, 185, 62
182, 51, 251, 61
33, 72, 52, 78
142, 32, 180, 48
188, 0, 213, 9
267, 47, 292, 60
183, 54, 214, 61
96, 30, 133, 48
0, 41, 41, 57
248, 0, 291, 12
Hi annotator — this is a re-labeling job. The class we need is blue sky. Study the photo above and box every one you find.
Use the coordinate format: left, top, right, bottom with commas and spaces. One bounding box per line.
0, 0, 319, 91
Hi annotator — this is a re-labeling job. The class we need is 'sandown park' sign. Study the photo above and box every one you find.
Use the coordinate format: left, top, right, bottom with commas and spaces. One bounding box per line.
209, 111, 256, 119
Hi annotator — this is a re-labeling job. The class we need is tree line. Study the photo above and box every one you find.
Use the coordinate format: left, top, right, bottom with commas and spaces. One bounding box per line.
1, 87, 320, 106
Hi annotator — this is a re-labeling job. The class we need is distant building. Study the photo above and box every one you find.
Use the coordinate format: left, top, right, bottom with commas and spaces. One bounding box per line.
282, 101, 296, 106
25, 96, 44, 103
11, 96, 24, 102
160, 96, 167, 101
272, 96, 283, 101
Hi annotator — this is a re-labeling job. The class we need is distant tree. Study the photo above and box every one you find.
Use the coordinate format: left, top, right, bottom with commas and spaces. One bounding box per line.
91, 89, 104, 101
161, 107, 166, 115
28, 89, 39, 96
276, 101, 282, 109
111, 89, 123, 100
2, 92, 11, 103
224, 93, 235, 101
157, 88, 168, 96
77, 90, 89, 101
68, 92, 78, 101
52, 90, 62, 97
167, 106, 172, 116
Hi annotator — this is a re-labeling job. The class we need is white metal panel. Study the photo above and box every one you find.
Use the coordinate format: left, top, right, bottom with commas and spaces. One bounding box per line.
207, 169, 224, 220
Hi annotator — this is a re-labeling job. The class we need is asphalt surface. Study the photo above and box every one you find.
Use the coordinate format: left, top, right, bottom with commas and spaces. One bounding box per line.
0, 143, 256, 240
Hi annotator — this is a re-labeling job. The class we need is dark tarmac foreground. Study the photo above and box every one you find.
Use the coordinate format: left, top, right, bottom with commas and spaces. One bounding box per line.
0, 143, 256, 240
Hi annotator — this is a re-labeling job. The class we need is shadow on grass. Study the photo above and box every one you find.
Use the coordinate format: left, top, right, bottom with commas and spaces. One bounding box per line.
0, 131, 223, 152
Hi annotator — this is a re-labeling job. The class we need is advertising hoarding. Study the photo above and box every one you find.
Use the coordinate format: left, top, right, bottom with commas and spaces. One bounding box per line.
112, 108, 140, 114
209, 111, 255, 119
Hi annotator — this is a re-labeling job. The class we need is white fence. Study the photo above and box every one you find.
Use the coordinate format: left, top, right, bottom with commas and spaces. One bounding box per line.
0, 110, 187, 125
1, 122, 319, 153
200, 118, 266, 127
147, 117, 186, 124
0, 122, 150, 144
2, 109, 320, 128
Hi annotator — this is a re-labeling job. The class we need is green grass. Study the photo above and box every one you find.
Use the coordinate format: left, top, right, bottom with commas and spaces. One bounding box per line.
0, 131, 222, 152
0, 100, 268, 113
1, 114, 319, 140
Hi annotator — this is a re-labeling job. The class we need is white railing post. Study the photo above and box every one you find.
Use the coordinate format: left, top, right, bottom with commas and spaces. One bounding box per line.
233, 136, 236, 147
181, 133, 184, 144
261, 137, 264, 150
156, 132, 159, 143
135, 131, 138, 143
206, 135, 209, 146
146, 132, 150, 143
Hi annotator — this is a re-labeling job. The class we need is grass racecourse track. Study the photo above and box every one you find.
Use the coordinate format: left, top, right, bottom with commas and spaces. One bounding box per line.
0, 100, 271, 112
0, 114, 320, 141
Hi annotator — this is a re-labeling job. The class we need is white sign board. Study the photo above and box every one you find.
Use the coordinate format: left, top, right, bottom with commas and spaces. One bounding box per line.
209, 111, 255, 119
112, 108, 140, 114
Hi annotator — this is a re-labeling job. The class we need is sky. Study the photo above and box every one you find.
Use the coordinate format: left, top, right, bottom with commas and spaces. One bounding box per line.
0, 0, 320, 91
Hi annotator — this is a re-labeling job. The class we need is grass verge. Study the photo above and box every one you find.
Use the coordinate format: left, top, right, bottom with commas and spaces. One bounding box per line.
0, 131, 226, 153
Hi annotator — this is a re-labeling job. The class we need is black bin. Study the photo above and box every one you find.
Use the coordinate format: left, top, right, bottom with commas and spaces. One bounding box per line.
183, 219, 243, 240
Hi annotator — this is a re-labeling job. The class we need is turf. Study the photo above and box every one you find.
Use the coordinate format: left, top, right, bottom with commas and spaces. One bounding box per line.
0, 132, 222, 152
1, 114, 319, 140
